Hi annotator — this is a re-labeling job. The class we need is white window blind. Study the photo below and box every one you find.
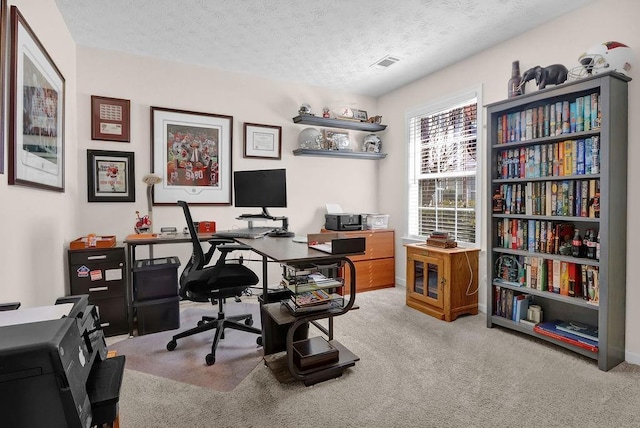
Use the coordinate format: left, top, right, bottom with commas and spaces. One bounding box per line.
407, 91, 480, 244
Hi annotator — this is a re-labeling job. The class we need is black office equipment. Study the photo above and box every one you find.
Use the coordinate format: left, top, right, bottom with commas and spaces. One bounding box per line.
133, 256, 181, 335
166, 200, 262, 365
234, 168, 294, 237
0, 295, 124, 428
324, 213, 363, 231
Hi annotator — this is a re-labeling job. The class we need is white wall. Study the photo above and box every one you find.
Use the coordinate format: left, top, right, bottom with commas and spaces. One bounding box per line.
0, 0, 78, 306
378, 0, 640, 364
73, 48, 382, 283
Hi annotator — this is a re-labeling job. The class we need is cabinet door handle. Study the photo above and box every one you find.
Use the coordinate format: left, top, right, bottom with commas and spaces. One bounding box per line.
100, 322, 110, 328
87, 255, 107, 260
89, 286, 109, 292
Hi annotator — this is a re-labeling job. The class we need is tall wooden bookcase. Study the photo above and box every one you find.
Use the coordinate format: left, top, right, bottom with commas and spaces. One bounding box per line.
485, 71, 629, 371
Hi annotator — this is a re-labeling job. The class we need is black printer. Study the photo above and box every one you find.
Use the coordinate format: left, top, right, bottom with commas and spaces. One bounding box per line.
0, 295, 125, 428
325, 213, 363, 231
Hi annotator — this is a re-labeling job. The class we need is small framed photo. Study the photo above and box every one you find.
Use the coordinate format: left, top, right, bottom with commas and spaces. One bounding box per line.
243, 122, 282, 159
87, 149, 135, 202
324, 130, 350, 150
91, 95, 130, 142
352, 109, 368, 122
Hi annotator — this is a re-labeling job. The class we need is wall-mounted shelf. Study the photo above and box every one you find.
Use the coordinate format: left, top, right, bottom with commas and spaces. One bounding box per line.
293, 115, 387, 132
293, 149, 387, 159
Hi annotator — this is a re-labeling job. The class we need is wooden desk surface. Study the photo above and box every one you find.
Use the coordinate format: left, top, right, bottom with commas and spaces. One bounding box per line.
236, 236, 345, 264
124, 233, 215, 245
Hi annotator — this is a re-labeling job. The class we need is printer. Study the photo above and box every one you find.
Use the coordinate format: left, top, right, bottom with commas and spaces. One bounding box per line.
325, 213, 363, 231
0, 295, 125, 428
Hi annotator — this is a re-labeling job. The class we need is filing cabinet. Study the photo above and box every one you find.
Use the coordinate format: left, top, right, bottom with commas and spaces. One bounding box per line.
68, 246, 128, 336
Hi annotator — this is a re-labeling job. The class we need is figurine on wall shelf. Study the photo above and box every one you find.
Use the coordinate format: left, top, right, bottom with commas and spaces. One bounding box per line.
519, 64, 568, 90
322, 107, 330, 118
298, 103, 312, 116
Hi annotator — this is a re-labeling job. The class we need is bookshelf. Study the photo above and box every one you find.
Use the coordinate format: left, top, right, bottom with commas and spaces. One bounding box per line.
485, 71, 630, 371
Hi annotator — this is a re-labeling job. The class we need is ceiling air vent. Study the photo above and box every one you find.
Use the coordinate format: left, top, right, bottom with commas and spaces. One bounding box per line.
371, 54, 400, 68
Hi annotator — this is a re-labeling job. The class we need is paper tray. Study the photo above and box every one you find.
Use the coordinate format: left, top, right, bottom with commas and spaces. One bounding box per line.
69, 235, 116, 250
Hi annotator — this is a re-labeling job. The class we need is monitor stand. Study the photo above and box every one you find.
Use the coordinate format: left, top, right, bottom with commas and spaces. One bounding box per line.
238, 208, 294, 237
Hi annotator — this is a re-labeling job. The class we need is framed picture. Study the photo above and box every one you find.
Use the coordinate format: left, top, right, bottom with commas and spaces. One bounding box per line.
352, 109, 368, 122
91, 95, 130, 142
87, 150, 135, 202
243, 122, 282, 159
8, 6, 65, 191
324, 130, 350, 150
151, 106, 233, 205
0, 0, 7, 174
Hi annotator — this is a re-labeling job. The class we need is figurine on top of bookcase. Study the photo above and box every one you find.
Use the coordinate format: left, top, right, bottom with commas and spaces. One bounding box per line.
519, 64, 569, 91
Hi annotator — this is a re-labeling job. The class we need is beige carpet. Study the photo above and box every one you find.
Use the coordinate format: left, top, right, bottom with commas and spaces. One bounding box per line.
109, 302, 262, 391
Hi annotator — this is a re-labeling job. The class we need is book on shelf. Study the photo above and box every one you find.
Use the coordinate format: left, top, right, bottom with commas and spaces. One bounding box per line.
291, 289, 335, 307
533, 320, 598, 353
283, 296, 343, 314
556, 320, 599, 342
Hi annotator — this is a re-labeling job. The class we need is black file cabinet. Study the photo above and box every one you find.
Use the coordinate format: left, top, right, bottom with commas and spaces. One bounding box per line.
68, 246, 128, 337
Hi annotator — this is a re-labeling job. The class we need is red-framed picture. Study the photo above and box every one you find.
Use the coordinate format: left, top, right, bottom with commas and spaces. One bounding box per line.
91, 95, 130, 142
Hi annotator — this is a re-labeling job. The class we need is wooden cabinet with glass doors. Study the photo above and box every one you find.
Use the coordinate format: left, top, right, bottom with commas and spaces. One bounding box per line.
405, 244, 480, 321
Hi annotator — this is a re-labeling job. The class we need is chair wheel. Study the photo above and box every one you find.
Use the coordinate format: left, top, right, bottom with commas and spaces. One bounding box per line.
206, 354, 216, 365
256, 336, 263, 346
244, 317, 253, 326
166, 340, 177, 351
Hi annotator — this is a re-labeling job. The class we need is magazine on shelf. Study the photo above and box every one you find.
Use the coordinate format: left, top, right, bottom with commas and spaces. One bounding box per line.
556, 320, 599, 342
533, 320, 598, 352
282, 296, 343, 314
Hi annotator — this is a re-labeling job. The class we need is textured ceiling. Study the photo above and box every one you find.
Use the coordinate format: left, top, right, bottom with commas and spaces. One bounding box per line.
54, 0, 594, 97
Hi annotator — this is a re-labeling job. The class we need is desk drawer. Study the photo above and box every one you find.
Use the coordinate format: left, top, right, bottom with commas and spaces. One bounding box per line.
92, 296, 128, 337
70, 266, 124, 298
68, 247, 125, 265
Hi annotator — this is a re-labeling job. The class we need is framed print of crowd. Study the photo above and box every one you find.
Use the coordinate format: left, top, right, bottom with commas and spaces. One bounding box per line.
151, 107, 233, 205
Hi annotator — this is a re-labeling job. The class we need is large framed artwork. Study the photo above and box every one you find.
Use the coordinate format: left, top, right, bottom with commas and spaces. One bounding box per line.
8, 6, 65, 191
86, 149, 135, 202
151, 107, 233, 205
0, 0, 7, 174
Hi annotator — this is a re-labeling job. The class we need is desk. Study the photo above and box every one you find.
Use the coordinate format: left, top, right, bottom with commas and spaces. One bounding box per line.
236, 236, 360, 385
123, 233, 215, 336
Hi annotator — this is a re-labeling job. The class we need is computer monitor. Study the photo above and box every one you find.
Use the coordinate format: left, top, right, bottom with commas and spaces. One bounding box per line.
233, 169, 293, 236
234, 168, 286, 215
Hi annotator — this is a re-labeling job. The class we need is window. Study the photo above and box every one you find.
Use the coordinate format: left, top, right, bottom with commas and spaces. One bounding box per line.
407, 89, 482, 244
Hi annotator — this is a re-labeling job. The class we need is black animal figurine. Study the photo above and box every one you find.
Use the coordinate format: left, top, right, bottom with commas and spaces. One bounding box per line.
520, 64, 569, 90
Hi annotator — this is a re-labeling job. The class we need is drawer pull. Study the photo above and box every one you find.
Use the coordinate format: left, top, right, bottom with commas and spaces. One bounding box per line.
89, 286, 109, 292
87, 255, 108, 260
100, 322, 111, 328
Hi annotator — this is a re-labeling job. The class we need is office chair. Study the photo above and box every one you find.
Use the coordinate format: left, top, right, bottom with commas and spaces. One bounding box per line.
166, 200, 262, 365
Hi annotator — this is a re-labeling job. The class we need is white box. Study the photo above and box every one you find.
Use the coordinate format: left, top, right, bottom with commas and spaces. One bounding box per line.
364, 214, 389, 230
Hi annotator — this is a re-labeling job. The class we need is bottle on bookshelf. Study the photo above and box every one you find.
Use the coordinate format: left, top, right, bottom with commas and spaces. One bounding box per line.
508, 60, 523, 98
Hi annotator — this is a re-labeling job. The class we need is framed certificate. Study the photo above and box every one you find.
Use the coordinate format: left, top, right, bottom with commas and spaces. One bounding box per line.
91, 95, 130, 142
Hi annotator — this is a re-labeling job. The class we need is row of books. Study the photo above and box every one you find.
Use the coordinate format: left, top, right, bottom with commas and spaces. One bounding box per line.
495, 256, 600, 304
493, 287, 534, 322
496, 92, 601, 144
494, 179, 600, 218
496, 219, 598, 257
497, 137, 600, 179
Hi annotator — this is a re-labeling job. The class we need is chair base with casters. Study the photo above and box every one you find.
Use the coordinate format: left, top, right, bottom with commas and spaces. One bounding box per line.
166, 297, 262, 365
167, 200, 263, 366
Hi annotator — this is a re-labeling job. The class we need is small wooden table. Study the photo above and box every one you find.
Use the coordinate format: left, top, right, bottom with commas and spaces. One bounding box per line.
405, 243, 480, 321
